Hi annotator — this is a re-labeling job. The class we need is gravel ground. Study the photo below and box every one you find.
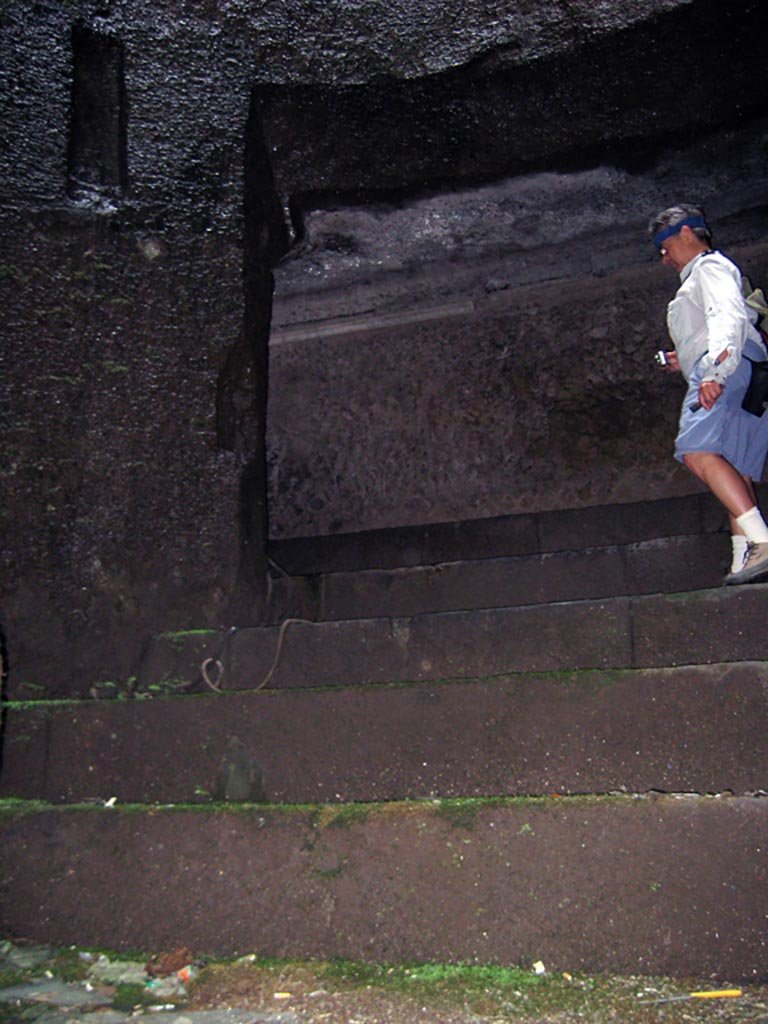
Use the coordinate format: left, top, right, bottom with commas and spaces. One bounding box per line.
186, 959, 768, 1024
2, 940, 767, 1024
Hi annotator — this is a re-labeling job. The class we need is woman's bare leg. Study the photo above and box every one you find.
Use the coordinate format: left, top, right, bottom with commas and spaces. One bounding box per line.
682, 452, 756, 519
728, 475, 759, 536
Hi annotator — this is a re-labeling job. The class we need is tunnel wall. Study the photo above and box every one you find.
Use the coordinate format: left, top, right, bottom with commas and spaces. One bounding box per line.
267, 245, 768, 538
1, 0, 766, 695
0, 4, 280, 696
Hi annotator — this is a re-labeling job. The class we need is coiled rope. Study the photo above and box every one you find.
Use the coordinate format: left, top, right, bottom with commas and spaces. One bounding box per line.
199, 559, 314, 693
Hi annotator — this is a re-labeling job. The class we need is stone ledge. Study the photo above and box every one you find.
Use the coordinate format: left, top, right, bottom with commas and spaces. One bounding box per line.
1, 796, 765, 979
130, 582, 768, 697
1, 663, 766, 807
316, 534, 725, 621
268, 491, 735, 575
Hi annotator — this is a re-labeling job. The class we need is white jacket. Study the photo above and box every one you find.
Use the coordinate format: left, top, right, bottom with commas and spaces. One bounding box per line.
666, 250, 763, 383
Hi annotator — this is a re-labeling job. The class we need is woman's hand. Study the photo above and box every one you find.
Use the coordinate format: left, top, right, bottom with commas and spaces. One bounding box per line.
698, 379, 723, 410
663, 350, 680, 372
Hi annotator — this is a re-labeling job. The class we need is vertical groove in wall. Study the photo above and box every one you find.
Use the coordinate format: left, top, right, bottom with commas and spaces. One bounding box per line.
228, 86, 292, 599
67, 24, 128, 202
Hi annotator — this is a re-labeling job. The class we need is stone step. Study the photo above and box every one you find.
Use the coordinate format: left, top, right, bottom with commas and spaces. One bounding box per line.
1, 663, 765, 806
135, 582, 768, 695
268, 491, 734, 575
312, 533, 726, 621
1, 795, 765, 979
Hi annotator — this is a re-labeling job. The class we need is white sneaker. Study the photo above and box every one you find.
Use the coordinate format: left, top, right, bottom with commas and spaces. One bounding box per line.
724, 541, 768, 585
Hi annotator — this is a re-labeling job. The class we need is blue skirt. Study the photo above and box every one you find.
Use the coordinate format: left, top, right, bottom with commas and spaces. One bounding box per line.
675, 338, 768, 479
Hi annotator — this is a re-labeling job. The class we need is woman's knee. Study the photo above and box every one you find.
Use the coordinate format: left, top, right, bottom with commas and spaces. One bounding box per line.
682, 449, 726, 482
682, 451, 707, 475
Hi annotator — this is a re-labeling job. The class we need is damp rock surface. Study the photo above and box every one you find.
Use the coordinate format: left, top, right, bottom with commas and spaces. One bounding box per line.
2, 0, 767, 694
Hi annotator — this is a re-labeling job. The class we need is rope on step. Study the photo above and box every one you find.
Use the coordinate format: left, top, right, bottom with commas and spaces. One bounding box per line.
201, 654, 226, 692
200, 625, 237, 693
200, 617, 313, 694
197, 557, 316, 694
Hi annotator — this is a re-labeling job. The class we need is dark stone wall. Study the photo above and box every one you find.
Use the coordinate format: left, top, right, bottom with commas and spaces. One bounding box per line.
0, 3, 285, 695
259, 0, 767, 200
1, 207, 257, 694
270, 117, 768, 330
1, 0, 766, 693
258, 0, 768, 538
268, 246, 768, 537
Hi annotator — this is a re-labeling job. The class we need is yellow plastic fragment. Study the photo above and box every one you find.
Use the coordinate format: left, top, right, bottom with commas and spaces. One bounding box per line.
689, 989, 742, 999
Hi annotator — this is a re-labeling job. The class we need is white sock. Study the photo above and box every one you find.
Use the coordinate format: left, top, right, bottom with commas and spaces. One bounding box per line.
731, 534, 749, 573
735, 506, 768, 544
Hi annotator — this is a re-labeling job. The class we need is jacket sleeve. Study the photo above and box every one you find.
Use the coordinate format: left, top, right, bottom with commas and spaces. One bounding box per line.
695, 256, 750, 383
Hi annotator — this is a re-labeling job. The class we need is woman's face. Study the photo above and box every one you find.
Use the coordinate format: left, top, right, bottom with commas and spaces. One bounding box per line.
658, 225, 703, 273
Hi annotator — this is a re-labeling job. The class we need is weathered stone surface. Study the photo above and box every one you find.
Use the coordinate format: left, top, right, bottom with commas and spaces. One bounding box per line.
1, 24, 287, 695
267, 250, 768, 537
269, 492, 727, 574
271, 118, 768, 326
270, 510, 540, 575
133, 579, 768, 695
0, 208, 267, 696
2, 663, 767, 805
258, 5, 768, 210
10, 559, 762, 703
5, 0, 731, 221
1, 798, 766, 978
3, 0, 768, 699
633, 586, 768, 668
3, 3, 767, 985
0, 978, 112, 1009
537, 492, 716, 555
316, 535, 725, 622
133, 598, 633, 696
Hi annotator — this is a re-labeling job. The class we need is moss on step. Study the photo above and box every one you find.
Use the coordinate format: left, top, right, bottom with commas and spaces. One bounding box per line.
0, 792, 638, 827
